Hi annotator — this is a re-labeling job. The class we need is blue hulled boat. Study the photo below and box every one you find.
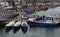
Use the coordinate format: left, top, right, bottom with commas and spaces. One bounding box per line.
5, 21, 15, 32
27, 21, 58, 27
27, 15, 59, 27
13, 21, 22, 33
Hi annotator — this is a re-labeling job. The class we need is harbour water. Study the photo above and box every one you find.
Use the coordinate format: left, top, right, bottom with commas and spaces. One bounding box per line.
0, 27, 60, 37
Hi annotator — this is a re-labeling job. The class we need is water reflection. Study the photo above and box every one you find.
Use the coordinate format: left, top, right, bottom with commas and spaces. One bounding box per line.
0, 29, 9, 37
0, 27, 60, 37
45, 28, 55, 37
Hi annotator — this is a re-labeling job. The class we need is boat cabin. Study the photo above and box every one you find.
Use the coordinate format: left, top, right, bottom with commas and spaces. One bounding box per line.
29, 15, 59, 23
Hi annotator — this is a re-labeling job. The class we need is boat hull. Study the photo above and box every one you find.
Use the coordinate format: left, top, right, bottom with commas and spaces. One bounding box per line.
13, 26, 21, 33
27, 21, 58, 27
21, 26, 28, 33
5, 26, 12, 32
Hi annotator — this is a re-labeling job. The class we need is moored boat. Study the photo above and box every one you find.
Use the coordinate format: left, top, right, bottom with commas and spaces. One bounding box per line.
27, 15, 59, 27
13, 20, 22, 33
21, 21, 28, 33
27, 21, 58, 27
5, 21, 15, 32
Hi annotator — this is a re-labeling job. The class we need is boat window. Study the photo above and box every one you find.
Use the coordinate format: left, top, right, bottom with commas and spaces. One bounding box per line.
50, 18, 52, 20
45, 17, 53, 20
36, 17, 42, 20
52, 18, 54, 21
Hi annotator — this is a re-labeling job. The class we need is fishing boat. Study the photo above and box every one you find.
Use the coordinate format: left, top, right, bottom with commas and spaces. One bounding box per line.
13, 20, 22, 33
27, 15, 59, 27
21, 21, 28, 33
5, 21, 15, 32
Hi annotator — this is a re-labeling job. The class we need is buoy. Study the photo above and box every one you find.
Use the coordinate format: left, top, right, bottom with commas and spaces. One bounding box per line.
5, 21, 15, 32
13, 21, 22, 33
